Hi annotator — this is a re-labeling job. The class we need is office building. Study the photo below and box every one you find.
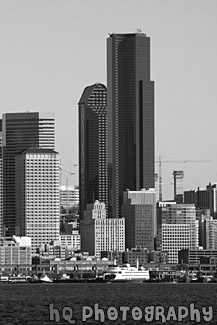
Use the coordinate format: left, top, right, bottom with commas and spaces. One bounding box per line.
15, 148, 60, 255
197, 212, 217, 250
60, 232, 81, 251
179, 248, 217, 265
80, 200, 125, 257
121, 189, 156, 250
0, 236, 31, 266
107, 31, 155, 218
184, 183, 217, 217
78, 83, 107, 219
196, 209, 210, 248
1, 112, 55, 236
158, 203, 199, 263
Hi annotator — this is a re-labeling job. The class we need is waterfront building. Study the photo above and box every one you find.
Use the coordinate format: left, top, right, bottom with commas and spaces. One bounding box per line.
107, 31, 155, 218
1, 112, 55, 236
80, 200, 125, 257
78, 83, 107, 220
148, 250, 169, 264
121, 189, 156, 250
15, 148, 60, 255
157, 203, 199, 263
47, 232, 81, 260
0, 236, 31, 265
178, 248, 217, 265
123, 248, 148, 266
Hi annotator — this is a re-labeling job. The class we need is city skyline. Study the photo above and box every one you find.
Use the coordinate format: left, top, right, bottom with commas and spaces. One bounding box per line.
0, 1, 217, 199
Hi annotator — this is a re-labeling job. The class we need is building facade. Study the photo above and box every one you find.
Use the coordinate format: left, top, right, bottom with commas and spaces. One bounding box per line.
179, 248, 217, 265
107, 31, 155, 218
80, 201, 125, 257
202, 215, 217, 249
15, 148, 60, 255
78, 83, 107, 219
60, 232, 81, 251
121, 189, 156, 251
158, 203, 199, 263
1, 112, 55, 236
0, 236, 31, 265
123, 248, 149, 266
173, 171, 184, 203
184, 183, 217, 217
60, 185, 79, 208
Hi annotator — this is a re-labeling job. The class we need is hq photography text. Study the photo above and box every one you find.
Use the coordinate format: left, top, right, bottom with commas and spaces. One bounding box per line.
49, 302, 213, 324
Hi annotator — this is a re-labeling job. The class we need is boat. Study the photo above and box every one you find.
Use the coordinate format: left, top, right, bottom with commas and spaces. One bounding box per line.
0, 275, 9, 283
9, 275, 29, 283
39, 273, 53, 283
103, 260, 150, 282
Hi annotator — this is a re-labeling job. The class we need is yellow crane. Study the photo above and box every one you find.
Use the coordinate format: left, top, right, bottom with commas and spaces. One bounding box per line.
155, 156, 213, 201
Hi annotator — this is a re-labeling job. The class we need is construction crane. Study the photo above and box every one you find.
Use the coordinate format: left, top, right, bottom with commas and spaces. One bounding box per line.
155, 156, 213, 201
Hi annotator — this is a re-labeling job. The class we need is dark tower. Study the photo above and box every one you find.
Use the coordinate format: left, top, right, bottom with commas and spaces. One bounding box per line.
78, 83, 107, 220
107, 31, 155, 218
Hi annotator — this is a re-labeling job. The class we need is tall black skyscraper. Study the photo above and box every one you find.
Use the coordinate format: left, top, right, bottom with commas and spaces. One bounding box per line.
78, 83, 107, 219
1, 112, 55, 236
107, 31, 155, 218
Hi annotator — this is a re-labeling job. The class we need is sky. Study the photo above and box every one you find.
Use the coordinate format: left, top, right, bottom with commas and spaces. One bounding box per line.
0, 0, 217, 200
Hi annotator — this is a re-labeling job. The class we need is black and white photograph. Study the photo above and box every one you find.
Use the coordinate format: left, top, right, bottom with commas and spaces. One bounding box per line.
0, 0, 217, 324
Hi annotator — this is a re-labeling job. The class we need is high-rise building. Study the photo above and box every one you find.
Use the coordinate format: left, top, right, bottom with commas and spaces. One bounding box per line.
197, 211, 217, 250
121, 189, 156, 251
157, 203, 199, 263
80, 200, 125, 257
184, 183, 217, 217
173, 171, 184, 203
1, 112, 55, 236
15, 148, 60, 254
78, 83, 107, 219
107, 31, 155, 218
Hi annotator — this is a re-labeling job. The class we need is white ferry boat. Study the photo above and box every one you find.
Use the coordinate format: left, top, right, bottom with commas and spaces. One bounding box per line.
103, 261, 150, 282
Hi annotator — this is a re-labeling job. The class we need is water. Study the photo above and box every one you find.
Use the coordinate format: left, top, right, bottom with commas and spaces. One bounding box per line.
0, 283, 217, 324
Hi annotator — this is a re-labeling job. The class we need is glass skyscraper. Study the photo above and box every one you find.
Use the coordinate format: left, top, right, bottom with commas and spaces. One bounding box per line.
78, 83, 107, 219
1, 112, 55, 236
107, 32, 155, 218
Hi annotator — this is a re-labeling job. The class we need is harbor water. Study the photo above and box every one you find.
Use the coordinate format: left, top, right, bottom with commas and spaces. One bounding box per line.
0, 283, 217, 324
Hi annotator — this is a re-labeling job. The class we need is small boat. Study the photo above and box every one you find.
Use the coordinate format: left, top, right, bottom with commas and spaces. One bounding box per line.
39, 273, 53, 283
0, 275, 9, 283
